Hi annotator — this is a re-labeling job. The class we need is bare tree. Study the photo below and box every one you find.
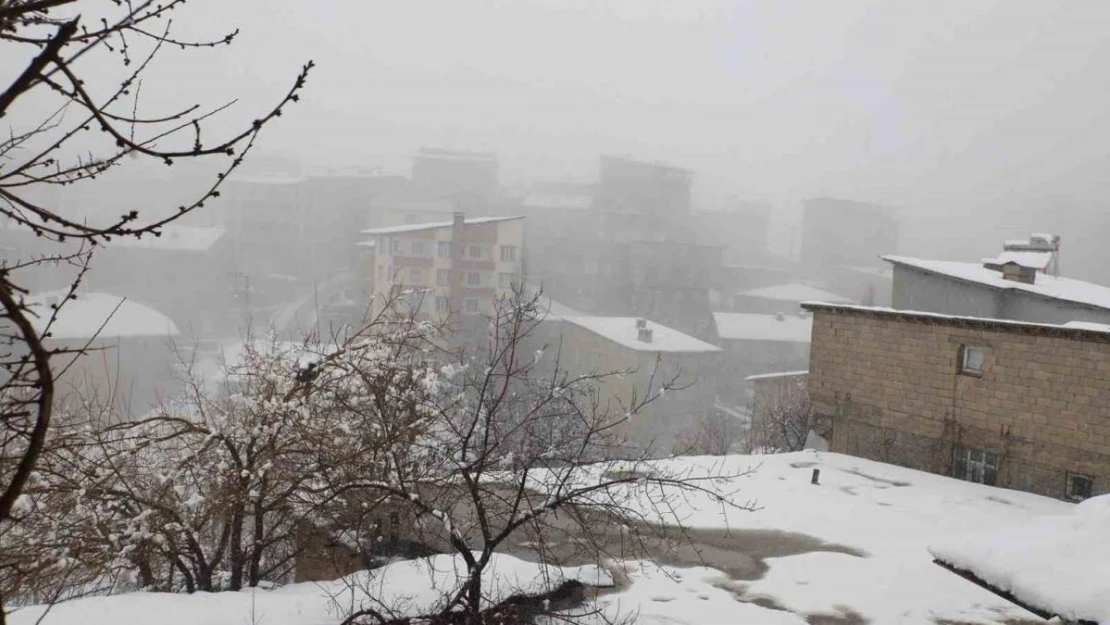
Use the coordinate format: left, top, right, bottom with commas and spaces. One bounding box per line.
0, 0, 309, 618
746, 374, 827, 453
321, 289, 754, 625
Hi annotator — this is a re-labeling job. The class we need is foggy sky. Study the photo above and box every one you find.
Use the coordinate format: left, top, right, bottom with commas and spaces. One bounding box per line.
45, 0, 1110, 265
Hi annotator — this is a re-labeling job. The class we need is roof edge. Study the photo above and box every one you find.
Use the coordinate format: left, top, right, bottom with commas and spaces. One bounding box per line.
800, 302, 1110, 342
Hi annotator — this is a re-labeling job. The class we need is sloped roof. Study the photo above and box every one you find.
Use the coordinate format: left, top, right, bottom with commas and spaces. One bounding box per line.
981, 250, 1054, 271
560, 316, 721, 353
883, 255, 1110, 311
27, 292, 179, 340
712, 312, 812, 343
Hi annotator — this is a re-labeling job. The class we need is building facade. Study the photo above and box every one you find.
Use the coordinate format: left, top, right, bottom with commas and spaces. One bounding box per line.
805, 302, 1110, 502
359, 214, 525, 322
801, 197, 899, 270
542, 314, 722, 455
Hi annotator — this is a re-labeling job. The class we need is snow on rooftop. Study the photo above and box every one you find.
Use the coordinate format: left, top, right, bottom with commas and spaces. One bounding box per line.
712, 312, 812, 343
802, 301, 1110, 336
745, 370, 809, 381
26, 292, 178, 340
227, 173, 306, 185
104, 226, 225, 252
982, 250, 1054, 271
738, 283, 851, 303
883, 255, 1110, 311
522, 192, 594, 210
560, 316, 721, 353
930, 494, 1110, 623
356, 239, 377, 248
361, 216, 523, 236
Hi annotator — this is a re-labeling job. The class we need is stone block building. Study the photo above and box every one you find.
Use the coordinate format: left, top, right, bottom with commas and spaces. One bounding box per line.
804, 302, 1109, 502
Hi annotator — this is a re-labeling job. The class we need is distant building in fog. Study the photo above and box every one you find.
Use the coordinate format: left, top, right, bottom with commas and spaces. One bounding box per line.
711, 311, 813, 406
884, 254, 1110, 326
412, 148, 499, 201
801, 197, 899, 269
730, 282, 852, 315
542, 312, 722, 455
358, 213, 524, 323
691, 201, 771, 265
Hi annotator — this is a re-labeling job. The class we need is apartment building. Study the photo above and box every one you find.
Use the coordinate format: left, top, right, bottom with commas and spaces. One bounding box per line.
358, 213, 524, 321
804, 302, 1110, 502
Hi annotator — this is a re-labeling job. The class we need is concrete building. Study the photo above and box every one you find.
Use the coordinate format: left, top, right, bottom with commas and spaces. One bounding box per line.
804, 302, 1110, 502
800, 197, 899, 270
544, 313, 723, 454
411, 148, 499, 201
711, 311, 813, 406
358, 214, 525, 323
884, 255, 1110, 326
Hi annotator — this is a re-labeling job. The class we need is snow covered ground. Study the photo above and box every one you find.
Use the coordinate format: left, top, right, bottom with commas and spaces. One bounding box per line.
10, 452, 1075, 625
931, 493, 1109, 623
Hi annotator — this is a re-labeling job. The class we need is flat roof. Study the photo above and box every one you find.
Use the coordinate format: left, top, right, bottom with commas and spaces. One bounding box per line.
801, 301, 1110, 341
712, 312, 813, 343
360, 215, 523, 236
883, 255, 1110, 312
560, 316, 721, 353
745, 370, 809, 382
738, 283, 851, 303
522, 192, 594, 210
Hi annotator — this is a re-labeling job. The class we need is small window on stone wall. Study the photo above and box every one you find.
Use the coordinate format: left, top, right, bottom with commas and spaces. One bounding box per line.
955, 447, 998, 485
1066, 472, 1093, 502
959, 345, 985, 375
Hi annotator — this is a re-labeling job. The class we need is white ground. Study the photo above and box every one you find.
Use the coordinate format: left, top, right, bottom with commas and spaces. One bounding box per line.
10, 452, 1074, 625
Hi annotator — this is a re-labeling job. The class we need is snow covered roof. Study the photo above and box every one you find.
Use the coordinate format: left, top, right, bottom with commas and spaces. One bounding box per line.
26, 292, 179, 340
522, 192, 593, 210
802, 302, 1110, 338
738, 283, 851, 303
981, 250, 1054, 271
930, 494, 1110, 624
712, 312, 812, 343
361, 216, 523, 236
745, 370, 809, 382
883, 255, 1110, 311
104, 226, 225, 252
356, 239, 377, 248
560, 316, 721, 353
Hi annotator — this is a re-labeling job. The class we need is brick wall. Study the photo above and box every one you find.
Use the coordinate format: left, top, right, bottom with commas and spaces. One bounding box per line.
808, 307, 1110, 500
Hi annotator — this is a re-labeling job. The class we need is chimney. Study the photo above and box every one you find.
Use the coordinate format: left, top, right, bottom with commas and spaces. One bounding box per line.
775, 311, 785, 321
452, 211, 466, 227
635, 318, 647, 329
637, 327, 653, 343
1000, 262, 1036, 285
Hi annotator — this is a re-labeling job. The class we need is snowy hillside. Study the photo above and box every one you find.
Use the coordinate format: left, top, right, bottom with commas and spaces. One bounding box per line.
11, 452, 1073, 625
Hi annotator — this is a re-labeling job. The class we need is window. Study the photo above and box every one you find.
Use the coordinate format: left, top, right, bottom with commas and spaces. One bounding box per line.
438, 241, 452, 258
435, 297, 449, 314
467, 271, 482, 286
408, 267, 424, 285
960, 345, 985, 375
1066, 472, 1093, 502
436, 269, 450, 286
411, 240, 426, 256
466, 244, 483, 259
955, 447, 999, 485
500, 245, 517, 262
498, 272, 514, 289
464, 298, 479, 314
390, 238, 401, 254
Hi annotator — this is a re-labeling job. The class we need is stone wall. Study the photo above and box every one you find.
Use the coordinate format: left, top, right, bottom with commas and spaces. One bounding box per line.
807, 306, 1110, 500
